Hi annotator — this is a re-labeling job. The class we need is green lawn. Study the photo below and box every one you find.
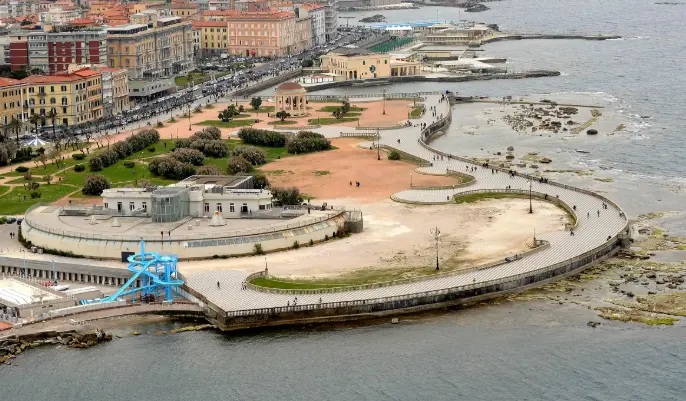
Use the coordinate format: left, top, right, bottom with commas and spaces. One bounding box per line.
4, 158, 81, 177
410, 106, 424, 117
254, 106, 275, 113
124, 140, 175, 160
60, 159, 166, 187
0, 185, 10, 197
308, 117, 358, 125
268, 120, 298, 125
6, 176, 49, 184
0, 184, 77, 215
197, 120, 256, 128
230, 114, 254, 119
453, 192, 530, 204
318, 106, 366, 112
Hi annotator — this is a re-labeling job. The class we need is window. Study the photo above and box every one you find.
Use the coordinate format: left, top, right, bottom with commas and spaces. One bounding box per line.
204, 203, 209, 213
229, 203, 235, 213
259, 205, 265, 210
129, 202, 135, 211
104, 203, 108, 209
142, 202, 147, 211
117, 202, 122, 212
216, 203, 222, 212
241, 203, 248, 213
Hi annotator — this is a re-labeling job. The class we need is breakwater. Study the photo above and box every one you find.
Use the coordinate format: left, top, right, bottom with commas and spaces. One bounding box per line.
1, 329, 112, 364
482, 34, 621, 44
302, 71, 560, 92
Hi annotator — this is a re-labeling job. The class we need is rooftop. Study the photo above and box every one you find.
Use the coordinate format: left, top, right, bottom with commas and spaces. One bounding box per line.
177, 175, 253, 188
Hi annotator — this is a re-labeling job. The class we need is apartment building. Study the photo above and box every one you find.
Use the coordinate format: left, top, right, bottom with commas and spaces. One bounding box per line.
69, 65, 130, 116
295, 3, 325, 46
192, 20, 228, 57
0, 1, 39, 19
106, 14, 194, 79
0, 68, 104, 128
8, 28, 108, 75
202, 10, 311, 57
0, 77, 24, 130
321, 0, 338, 42
169, 2, 201, 20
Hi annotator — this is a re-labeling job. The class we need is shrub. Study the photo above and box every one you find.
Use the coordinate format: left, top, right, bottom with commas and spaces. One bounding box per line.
251, 173, 270, 189
82, 175, 111, 196
309, 239, 314, 246
148, 157, 196, 180
293, 240, 299, 249
0, 145, 8, 166
123, 161, 136, 168
287, 132, 331, 154
231, 145, 267, 165
23, 172, 32, 180
171, 148, 205, 166
74, 164, 85, 172
15, 166, 29, 173
72, 153, 86, 161
237, 128, 286, 147
147, 146, 156, 152
227, 156, 252, 175
99, 149, 119, 167
156, 121, 164, 128
324, 234, 329, 241
192, 139, 228, 158
29, 190, 42, 199
388, 150, 401, 160
89, 156, 103, 171
271, 186, 301, 206
253, 243, 264, 255
196, 165, 223, 175
174, 138, 193, 149
112, 141, 133, 159
191, 127, 221, 141
0, 217, 5, 224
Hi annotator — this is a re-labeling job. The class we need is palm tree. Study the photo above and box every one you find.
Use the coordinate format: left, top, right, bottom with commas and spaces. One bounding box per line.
46, 109, 57, 143
8, 117, 21, 144
28, 113, 40, 138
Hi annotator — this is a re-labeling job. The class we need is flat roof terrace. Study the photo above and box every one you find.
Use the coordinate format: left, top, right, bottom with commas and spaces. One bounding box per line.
27, 205, 339, 242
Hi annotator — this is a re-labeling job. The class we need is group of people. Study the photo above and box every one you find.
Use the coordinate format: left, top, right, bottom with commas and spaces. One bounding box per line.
350, 181, 361, 187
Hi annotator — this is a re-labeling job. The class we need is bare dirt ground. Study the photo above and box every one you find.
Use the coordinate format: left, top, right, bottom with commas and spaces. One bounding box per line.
262, 138, 457, 202
182, 198, 568, 278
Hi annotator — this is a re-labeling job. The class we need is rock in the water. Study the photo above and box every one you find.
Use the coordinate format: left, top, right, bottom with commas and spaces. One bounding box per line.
540, 157, 552, 164
359, 14, 386, 23
587, 129, 598, 135
465, 4, 489, 12
507, 146, 515, 151
587, 321, 601, 328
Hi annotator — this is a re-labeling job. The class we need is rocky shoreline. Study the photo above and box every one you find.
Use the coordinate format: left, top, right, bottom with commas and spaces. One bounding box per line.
1, 329, 112, 365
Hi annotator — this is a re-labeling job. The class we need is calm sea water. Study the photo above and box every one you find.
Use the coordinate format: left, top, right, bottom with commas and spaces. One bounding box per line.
6, 1, 686, 399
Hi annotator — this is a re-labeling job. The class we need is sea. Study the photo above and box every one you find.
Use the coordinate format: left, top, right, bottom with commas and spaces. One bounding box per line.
5, 1, 686, 400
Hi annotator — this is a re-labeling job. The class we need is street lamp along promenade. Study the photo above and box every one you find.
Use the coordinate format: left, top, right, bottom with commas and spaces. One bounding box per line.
430, 226, 440, 270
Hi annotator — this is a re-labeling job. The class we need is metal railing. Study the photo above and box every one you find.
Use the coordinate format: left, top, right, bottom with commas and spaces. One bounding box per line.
246, 239, 550, 295
23, 203, 345, 242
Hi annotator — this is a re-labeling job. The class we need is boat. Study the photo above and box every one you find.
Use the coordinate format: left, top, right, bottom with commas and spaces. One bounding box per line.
575, 149, 590, 154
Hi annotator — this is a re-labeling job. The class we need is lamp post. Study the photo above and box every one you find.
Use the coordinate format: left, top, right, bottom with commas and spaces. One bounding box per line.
22, 250, 27, 278
382, 88, 386, 115
430, 226, 440, 270
52, 259, 56, 286
376, 128, 380, 160
187, 76, 193, 131
529, 178, 533, 214
410, 173, 413, 188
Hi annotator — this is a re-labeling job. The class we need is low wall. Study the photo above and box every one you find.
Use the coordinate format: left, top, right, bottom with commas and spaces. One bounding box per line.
22, 210, 347, 260
232, 69, 302, 97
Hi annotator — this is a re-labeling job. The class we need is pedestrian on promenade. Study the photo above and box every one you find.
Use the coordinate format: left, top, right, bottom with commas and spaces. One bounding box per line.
597, 210, 600, 217
217, 281, 220, 289
587, 212, 590, 218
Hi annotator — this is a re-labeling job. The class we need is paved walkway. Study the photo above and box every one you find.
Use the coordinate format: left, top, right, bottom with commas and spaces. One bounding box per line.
184, 94, 628, 314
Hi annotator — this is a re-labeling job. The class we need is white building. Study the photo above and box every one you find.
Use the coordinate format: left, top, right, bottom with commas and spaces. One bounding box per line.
321, 0, 338, 42
296, 3, 326, 46
0, 1, 39, 20
101, 176, 274, 221
38, 6, 82, 25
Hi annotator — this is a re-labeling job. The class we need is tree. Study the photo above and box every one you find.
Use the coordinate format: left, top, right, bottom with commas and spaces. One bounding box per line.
8, 118, 21, 144
37, 153, 48, 169
250, 97, 262, 113
276, 110, 291, 121
82, 175, 111, 196
46, 109, 58, 143
218, 108, 233, 122
29, 113, 41, 137
231, 145, 267, 165
227, 105, 238, 116
271, 187, 301, 206
47, 148, 61, 168
333, 108, 343, 119
45, 174, 53, 185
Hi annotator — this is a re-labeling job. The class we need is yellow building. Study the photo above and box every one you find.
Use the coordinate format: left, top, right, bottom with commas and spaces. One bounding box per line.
0, 77, 25, 135
320, 48, 421, 80
107, 14, 194, 79
20, 69, 104, 127
192, 20, 229, 57
320, 48, 391, 80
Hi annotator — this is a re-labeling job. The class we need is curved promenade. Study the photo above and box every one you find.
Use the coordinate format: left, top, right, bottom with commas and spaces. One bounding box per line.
183, 94, 630, 328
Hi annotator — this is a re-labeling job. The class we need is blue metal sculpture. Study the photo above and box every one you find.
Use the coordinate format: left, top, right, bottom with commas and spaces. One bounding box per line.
82, 241, 183, 304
